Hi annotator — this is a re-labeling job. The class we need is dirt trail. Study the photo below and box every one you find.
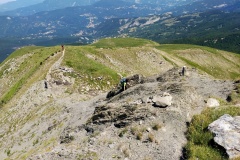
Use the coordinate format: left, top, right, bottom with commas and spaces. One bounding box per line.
46, 49, 65, 81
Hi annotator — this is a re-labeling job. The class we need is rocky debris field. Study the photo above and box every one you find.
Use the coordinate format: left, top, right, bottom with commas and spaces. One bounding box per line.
26, 67, 236, 160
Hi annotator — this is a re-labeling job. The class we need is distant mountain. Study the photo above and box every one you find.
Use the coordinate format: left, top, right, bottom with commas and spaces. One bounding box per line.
222, 1, 240, 12
0, 0, 240, 63
0, 0, 202, 16
120, 0, 202, 5
96, 8, 240, 53
0, 0, 238, 17
0, 1, 166, 39
0, 0, 44, 12
169, 0, 240, 15
1, 0, 238, 38
0, 0, 99, 16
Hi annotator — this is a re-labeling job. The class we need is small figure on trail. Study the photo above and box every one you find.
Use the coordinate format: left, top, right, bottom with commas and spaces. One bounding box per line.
120, 77, 127, 91
182, 66, 186, 76
61, 45, 64, 51
44, 80, 48, 89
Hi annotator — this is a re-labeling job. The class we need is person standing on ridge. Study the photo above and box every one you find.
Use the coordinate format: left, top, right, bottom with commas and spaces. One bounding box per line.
182, 66, 186, 76
44, 80, 48, 89
120, 77, 127, 91
61, 45, 64, 51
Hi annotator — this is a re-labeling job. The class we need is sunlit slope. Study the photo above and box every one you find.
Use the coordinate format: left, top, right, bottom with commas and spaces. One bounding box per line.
156, 44, 240, 79
0, 46, 62, 106
1, 38, 240, 106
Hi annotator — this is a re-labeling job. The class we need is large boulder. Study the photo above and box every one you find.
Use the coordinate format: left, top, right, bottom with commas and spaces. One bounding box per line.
151, 92, 173, 108
208, 114, 240, 159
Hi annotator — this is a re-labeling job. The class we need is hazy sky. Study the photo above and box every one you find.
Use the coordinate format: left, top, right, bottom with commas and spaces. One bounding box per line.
0, 0, 15, 5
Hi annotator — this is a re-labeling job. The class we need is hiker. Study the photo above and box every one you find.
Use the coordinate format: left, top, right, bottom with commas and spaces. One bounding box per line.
44, 80, 48, 89
182, 66, 186, 76
120, 77, 127, 91
61, 45, 64, 51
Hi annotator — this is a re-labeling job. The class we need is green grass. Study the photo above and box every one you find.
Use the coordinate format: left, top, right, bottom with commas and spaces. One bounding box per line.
156, 44, 202, 52
0, 46, 60, 106
185, 106, 240, 160
176, 56, 226, 79
64, 47, 114, 76
1, 46, 43, 63
63, 46, 120, 88
156, 44, 240, 79
156, 44, 221, 54
1, 69, 34, 104
162, 55, 177, 66
91, 38, 159, 48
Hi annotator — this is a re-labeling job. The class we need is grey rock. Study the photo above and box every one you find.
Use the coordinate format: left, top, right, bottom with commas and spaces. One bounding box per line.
152, 92, 172, 108
108, 144, 115, 149
206, 98, 220, 107
146, 127, 152, 132
208, 114, 240, 159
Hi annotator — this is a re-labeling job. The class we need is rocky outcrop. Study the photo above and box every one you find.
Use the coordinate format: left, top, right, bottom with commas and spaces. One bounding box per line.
208, 114, 240, 159
88, 103, 152, 128
106, 74, 144, 99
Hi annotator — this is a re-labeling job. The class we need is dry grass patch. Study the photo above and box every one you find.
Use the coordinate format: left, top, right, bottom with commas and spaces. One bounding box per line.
136, 131, 143, 140
152, 122, 162, 131
148, 133, 155, 142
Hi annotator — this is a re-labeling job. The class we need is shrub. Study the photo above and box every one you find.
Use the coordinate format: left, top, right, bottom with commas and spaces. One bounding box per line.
130, 127, 138, 135
148, 133, 155, 142
119, 128, 128, 137
152, 123, 162, 131
6, 149, 11, 156
136, 132, 143, 140
123, 148, 130, 157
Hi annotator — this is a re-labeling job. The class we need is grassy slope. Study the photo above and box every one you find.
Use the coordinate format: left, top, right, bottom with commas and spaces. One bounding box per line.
157, 44, 240, 79
0, 46, 61, 106
1, 38, 240, 107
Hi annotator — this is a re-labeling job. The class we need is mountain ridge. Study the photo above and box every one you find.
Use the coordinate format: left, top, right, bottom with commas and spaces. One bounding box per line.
0, 38, 240, 159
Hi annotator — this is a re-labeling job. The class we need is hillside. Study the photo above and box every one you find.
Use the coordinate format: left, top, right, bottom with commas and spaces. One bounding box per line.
0, 38, 240, 160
